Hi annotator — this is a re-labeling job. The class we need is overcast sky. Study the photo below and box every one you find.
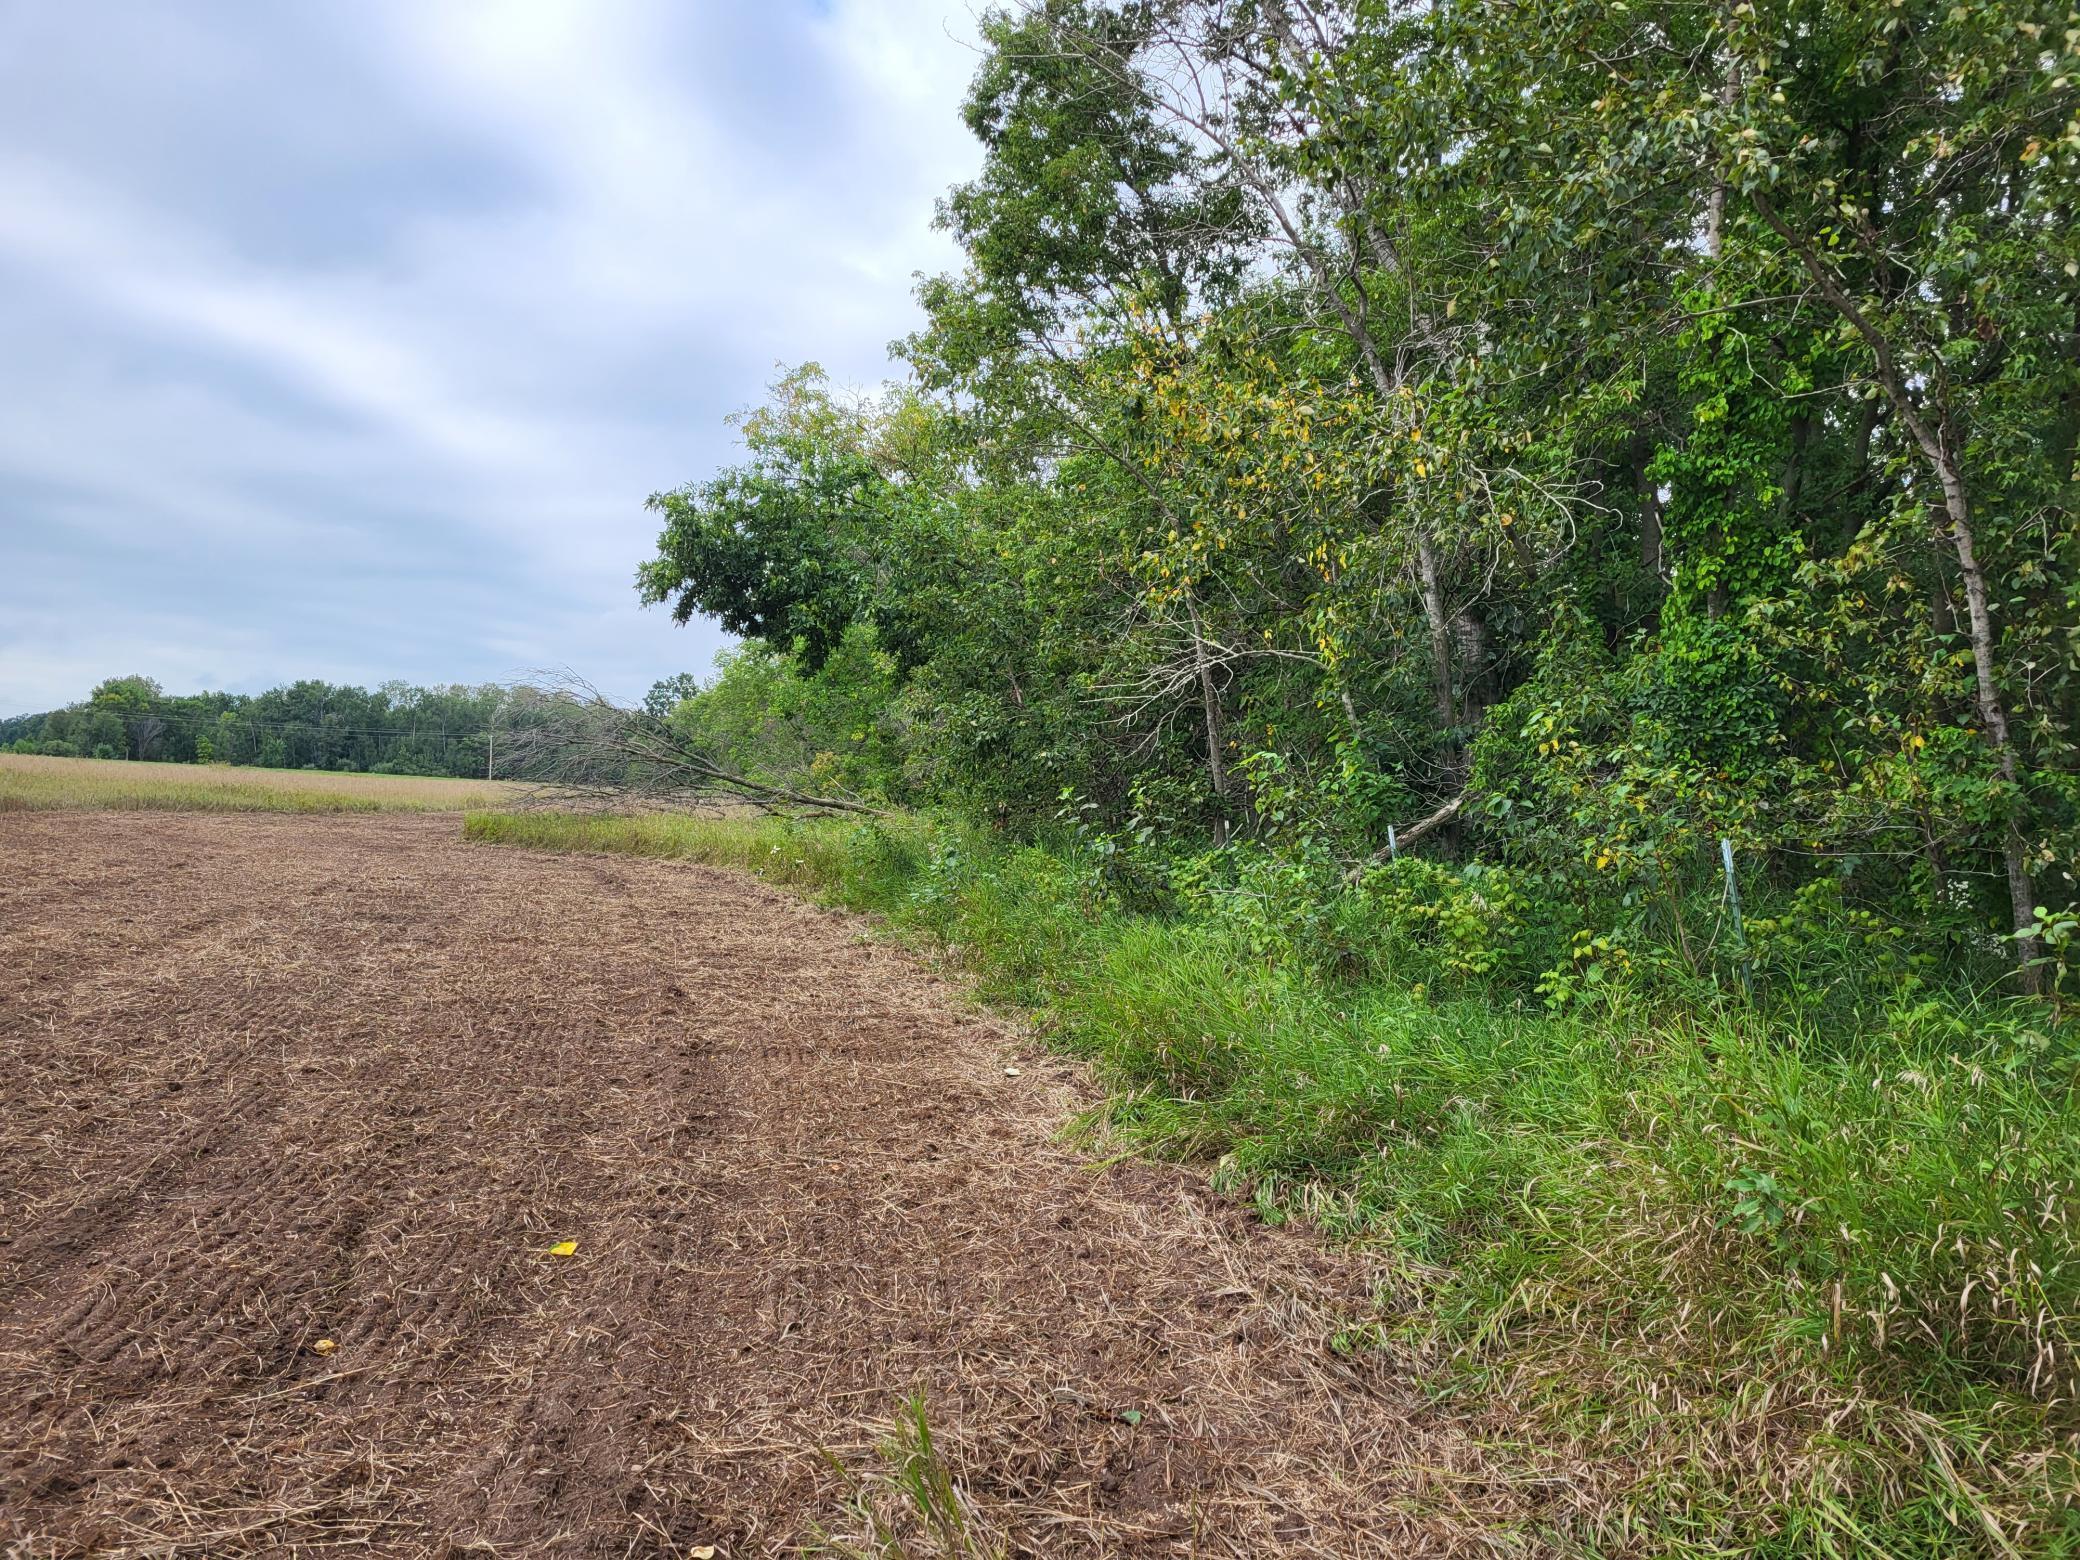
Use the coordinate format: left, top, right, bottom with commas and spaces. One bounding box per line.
0, 0, 982, 716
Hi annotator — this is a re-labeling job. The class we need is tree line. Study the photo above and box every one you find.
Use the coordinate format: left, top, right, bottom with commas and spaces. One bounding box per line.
5, 677, 531, 778
641, 0, 2079, 997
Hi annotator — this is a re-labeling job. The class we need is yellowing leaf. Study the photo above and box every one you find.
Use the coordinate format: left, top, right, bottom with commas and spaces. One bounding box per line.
312, 1338, 338, 1356
547, 1240, 578, 1257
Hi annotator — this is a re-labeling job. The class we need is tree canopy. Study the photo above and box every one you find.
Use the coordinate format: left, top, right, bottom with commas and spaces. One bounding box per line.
10, 678, 541, 778
641, 0, 2080, 995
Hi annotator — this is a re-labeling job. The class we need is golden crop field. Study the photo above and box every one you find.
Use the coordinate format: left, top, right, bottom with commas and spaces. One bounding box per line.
0, 752, 532, 813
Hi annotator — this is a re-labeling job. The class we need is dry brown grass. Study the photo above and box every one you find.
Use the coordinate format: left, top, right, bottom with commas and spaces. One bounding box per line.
0, 751, 529, 813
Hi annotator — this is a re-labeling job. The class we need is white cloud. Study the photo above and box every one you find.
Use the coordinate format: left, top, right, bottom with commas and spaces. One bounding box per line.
0, 0, 983, 713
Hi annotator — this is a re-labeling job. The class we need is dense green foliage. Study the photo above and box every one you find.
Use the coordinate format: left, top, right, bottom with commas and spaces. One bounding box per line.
7, 676, 551, 777
641, 0, 2080, 1006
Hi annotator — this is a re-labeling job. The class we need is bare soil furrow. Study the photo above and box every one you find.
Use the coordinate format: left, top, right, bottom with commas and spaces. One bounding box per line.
0, 811, 1503, 1556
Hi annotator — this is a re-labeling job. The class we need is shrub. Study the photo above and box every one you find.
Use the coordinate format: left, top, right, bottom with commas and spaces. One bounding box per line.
1170, 845, 1539, 990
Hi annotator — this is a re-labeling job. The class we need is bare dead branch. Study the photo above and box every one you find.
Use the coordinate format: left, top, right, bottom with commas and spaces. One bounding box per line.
495, 672, 884, 818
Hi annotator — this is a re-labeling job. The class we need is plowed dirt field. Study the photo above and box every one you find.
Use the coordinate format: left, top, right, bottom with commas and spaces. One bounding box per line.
0, 812, 1489, 1557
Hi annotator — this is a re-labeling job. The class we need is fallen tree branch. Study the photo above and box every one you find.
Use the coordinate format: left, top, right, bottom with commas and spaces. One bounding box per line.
494, 672, 885, 818
1345, 792, 1466, 881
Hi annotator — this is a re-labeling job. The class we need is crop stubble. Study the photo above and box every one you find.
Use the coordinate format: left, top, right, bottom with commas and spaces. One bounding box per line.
0, 812, 1498, 1556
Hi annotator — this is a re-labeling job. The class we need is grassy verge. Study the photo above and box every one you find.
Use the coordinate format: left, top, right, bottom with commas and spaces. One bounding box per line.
0, 752, 529, 813
467, 807, 2080, 1554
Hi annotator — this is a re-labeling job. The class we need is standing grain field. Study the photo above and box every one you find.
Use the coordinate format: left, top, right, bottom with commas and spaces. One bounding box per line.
0, 752, 530, 813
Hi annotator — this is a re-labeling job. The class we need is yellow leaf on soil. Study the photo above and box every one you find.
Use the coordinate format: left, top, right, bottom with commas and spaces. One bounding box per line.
547, 1240, 578, 1257
312, 1338, 338, 1356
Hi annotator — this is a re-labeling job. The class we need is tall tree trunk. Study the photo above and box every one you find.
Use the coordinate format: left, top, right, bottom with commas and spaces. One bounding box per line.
1704, 42, 1742, 260
1780, 412, 1813, 521
1185, 592, 1231, 846
1927, 511, 1958, 645
1941, 492, 2042, 990
1415, 528, 1457, 756
1452, 607, 1491, 732
1839, 395, 1886, 549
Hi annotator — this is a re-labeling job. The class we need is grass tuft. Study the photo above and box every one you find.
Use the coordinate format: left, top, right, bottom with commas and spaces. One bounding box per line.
815, 1394, 1007, 1560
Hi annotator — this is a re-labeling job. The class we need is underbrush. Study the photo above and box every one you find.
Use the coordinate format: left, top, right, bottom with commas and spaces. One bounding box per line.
466, 807, 2080, 1554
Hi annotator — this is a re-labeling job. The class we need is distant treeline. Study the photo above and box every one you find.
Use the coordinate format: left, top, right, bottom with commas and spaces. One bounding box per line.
5, 677, 523, 777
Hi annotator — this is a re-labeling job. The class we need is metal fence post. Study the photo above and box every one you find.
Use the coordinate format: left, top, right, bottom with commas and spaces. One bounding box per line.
1720, 836, 1754, 998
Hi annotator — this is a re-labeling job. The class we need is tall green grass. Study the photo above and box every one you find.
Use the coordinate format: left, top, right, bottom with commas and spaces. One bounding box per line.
466, 807, 2080, 1553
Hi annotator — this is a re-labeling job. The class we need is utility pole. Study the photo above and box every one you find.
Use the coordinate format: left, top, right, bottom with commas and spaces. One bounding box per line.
487, 691, 512, 781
